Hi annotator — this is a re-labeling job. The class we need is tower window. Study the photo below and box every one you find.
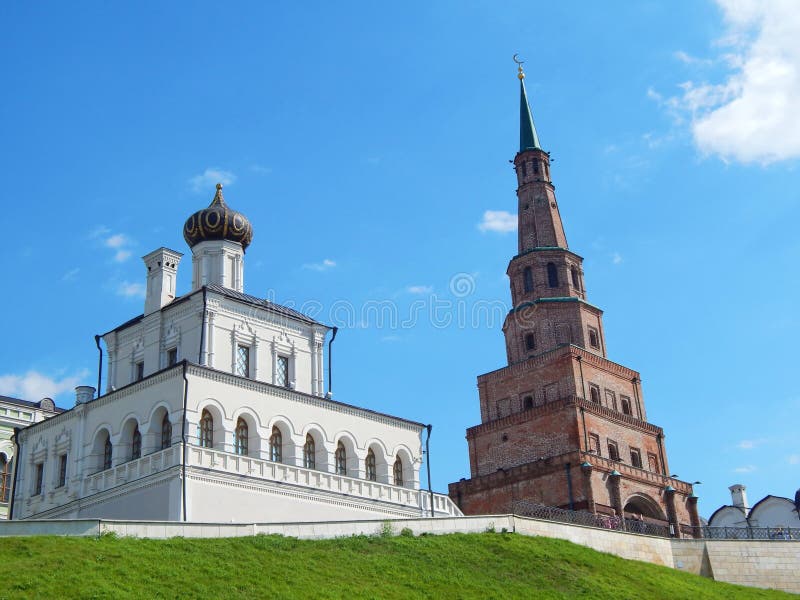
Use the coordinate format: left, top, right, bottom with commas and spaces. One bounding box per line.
648, 452, 659, 473
167, 347, 178, 367
523, 267, 534, 293
135, 361, 144, 381
524, 333, 536, 351
523, 396, 533, 410
607, 440, 620, 462
547, 263, 559, 288
589, 384, 600, 403
532, 161, 539, 174
588, 433, 601, 456
630, 448, 642, 469
605, 390, 617, 411
236, 345, 250, 377
588, 328, 600, 349
570, 266, 581, 290
276, 355, 289, 387
620, 396, 632, 416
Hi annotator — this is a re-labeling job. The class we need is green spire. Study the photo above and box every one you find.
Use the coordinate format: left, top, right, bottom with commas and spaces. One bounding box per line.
517, 64, 542, 152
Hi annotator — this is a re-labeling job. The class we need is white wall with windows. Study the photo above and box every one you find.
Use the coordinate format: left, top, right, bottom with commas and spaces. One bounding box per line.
11, 363, 455, 522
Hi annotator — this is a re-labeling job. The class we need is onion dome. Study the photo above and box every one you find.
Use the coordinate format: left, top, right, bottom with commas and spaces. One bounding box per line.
183, 183, 253, 251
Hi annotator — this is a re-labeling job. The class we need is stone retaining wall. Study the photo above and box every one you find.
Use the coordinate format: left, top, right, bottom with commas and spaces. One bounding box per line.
1, 515, 797, 593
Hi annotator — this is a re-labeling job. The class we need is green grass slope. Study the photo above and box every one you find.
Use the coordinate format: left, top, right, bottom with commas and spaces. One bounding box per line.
0, 531, 790, 599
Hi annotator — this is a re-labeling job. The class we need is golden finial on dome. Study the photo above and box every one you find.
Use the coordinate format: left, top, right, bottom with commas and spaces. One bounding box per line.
513, 53, 525, 80
216, 182, 223, 190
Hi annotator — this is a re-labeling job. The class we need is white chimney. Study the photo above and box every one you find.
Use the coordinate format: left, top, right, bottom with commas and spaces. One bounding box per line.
729, 483, 749, 510
143, 248, 183, 315
75, 385, 96, 405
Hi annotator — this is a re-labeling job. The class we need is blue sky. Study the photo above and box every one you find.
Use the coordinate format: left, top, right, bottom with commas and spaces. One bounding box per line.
2, 1, 799, 518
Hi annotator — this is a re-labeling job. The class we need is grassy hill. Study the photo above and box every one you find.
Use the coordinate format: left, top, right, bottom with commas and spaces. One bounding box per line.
0, 529, 790, 599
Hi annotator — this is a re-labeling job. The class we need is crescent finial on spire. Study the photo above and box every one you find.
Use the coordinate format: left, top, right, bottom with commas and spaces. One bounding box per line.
513, 53, 525, 80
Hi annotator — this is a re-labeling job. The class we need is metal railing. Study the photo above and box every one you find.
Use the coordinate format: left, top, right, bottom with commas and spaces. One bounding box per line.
513, 501, 800, 540
690, 526, 800, 540
514, 501, 669, 537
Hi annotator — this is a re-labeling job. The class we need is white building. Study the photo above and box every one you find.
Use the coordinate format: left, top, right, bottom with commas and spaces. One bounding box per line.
11, 185, 461, 522
708, 484, 800, 532
0, 395, 61, 519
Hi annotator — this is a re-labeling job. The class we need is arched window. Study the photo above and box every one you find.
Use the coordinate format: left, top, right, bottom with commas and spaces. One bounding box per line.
393, 456, 403, 486
523, 267, 534, 293
547, 263, 559, 288
103, 436, 113, 470
303, 434, 316, 469
161, 414, 172, 450
235, 418, 249, 456
269, 426, 282, 462
335, 441, 347, 476
0, 455, 11, 503
365, 449, 377, 481
570, 266, 581, 290
523, 396, 534, 410
131, 426, 141, 460
200, 409, 213, 448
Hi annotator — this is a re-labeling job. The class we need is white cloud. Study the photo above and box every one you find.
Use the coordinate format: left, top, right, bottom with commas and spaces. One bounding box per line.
189, 168, 236, 192
674, 50, 713, 66
662, 1, 800, 164
788, 454, 800, 465
61, 268, 80, 282
611, 252, 623, 265
478, 210, 517, 233
116, 281, 146, 298
91, 227, 135, 262
733, 465, 757, 473
407, 285, 433, 294
0, 369, 89, 402
303, 259, 337, 271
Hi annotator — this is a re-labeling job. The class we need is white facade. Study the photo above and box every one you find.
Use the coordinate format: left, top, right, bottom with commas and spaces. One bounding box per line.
709, 484, 800, 531
0, 396, 61, 519
11, 188, 460, 522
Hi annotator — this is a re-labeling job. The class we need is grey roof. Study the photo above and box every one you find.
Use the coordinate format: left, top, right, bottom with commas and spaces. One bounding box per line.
104, 285, 328, 337
0, 395, 65, 413
205, 284, 326, 327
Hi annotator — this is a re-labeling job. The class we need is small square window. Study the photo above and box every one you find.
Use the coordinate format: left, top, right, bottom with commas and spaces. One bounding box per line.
167, 348, 178, 367
607, 440, 620, 462
588, 433, 601, 456
276, 355, 289, 388
605, 390, 617, 411
524, 333, 536, 351
58, 454, 68, 488
630, 448, 642, 469
135, 361, 144, 381
589, 384, 600, 403
236, 345, 250, 377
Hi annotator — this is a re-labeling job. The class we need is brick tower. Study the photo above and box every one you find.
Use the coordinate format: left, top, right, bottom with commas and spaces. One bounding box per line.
448, 63, 700, 536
